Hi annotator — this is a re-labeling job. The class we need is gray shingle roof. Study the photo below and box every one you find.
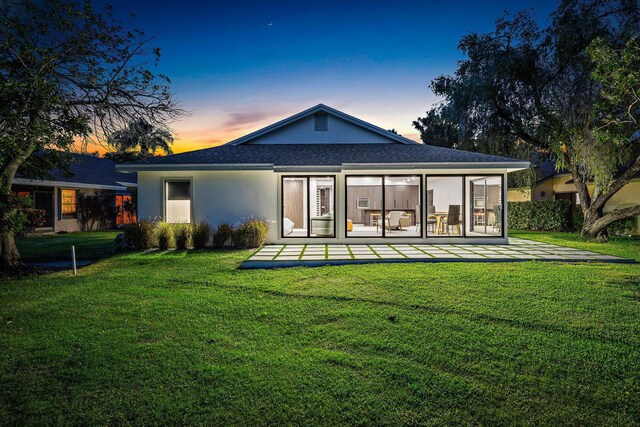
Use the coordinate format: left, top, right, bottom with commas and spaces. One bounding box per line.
126, 143, 524, 167
18, 153, 136, 187
59, 153, 136, 186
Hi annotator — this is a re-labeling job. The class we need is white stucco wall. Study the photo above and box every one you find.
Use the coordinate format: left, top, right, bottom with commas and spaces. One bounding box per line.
137, 168, 511, 244
245, 115, 397, 145
137, 170, 279, 241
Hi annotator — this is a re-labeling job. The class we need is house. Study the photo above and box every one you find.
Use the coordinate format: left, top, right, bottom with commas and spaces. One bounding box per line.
507, 159, 640, 234
117, 104, 529, 244
11, 153, 137, 233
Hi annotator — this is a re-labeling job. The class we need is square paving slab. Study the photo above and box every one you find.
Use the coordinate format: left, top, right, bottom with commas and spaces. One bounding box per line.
242, 239, 634, 268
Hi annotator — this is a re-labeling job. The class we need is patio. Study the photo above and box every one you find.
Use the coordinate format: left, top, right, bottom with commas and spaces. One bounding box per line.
241, 238, 634, 268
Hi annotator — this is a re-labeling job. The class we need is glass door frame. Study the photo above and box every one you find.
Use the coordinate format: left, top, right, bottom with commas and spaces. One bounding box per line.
280, 175, 336, 239
344, 174, 424, 239
425, 174, 505, 239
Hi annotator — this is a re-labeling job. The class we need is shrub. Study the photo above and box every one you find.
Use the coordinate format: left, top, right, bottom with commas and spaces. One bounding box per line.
572, 211, 584, 231
157, 222, 175, 250
174, 224, 192, 249
1, 194, 45, 237
192, 222, 212, 249
122, 221, 157, 250
507, 200, 571, 231
608, 216, 638, 236
212, 223, 235, 248
14, 208, 46, 237
78, 192, 116, 231
232, 219, 269, 248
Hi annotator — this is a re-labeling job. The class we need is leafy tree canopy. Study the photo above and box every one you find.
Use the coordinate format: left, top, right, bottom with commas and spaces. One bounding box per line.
107, 118, 174, 159
414, 0, 640, 240
0, 0, 183, 268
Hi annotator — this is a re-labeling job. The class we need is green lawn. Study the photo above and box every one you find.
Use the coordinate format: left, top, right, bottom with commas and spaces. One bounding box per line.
16, 231, 120, 262
1, 232, 639, 425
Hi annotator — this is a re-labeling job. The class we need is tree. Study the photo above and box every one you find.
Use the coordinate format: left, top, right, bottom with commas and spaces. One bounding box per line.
107, 118, 174, 159
77, 192, 115, 231
414, 0, 640, 241
0, 0, 183, 269
412, 105, 461, 149
583, 36, 640, 235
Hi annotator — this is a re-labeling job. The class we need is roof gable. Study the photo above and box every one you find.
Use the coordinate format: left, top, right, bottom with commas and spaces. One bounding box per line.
226, 104, 418, 146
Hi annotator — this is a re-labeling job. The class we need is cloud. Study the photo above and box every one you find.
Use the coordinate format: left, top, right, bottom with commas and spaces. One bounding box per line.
222, 110, 278, 132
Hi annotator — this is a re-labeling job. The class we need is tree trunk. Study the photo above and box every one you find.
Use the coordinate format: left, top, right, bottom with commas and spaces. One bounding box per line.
0, 229, 21, 271
580, 204, 640, 242
580, 203, 608, 241
581, 216, 610, 242
0, 137, 39, 271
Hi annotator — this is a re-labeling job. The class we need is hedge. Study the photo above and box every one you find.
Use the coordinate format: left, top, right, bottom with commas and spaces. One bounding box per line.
508, 200, 572, 231
120, 219, 269, 250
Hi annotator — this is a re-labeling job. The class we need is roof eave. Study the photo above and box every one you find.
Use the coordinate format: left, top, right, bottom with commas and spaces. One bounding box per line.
117, 161, 530, 173
116, 163, 274, 172
12, 177, 128, 191
342, 162, 530, 171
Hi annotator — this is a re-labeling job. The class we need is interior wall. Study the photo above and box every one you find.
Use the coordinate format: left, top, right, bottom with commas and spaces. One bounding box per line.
427, 177, 463, 212
346, 185, 382, 224
283, 178, 305, 229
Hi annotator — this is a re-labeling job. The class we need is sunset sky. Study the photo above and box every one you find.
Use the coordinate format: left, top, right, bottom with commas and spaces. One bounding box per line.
97, 0, 556, 154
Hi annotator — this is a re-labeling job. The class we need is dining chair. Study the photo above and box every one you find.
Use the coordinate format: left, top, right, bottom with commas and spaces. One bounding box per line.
386, 211, 405, 232
445, 204, 461, 235
426, 205, 436, 233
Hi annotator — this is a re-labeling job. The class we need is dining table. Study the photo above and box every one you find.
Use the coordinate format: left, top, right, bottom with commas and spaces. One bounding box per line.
433, 212, 448, 235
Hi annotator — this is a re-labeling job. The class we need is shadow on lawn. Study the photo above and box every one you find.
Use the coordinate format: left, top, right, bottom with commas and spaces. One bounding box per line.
167, 277, 635, 346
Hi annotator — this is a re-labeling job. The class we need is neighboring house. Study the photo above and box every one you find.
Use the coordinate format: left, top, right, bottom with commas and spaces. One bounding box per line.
507, 159, 640, 234
117, 104, 529, 244
11, 153, 137, 233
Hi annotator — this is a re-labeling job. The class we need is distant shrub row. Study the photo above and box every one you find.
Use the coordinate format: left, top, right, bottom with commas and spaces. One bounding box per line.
507, 200, 572, 231
121, 219, 268, 251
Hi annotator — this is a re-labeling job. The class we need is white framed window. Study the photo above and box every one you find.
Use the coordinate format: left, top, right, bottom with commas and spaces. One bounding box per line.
165, 180, 191, 223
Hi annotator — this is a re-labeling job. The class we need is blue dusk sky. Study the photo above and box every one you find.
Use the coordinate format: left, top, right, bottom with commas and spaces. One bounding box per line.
98, 0, 557, 152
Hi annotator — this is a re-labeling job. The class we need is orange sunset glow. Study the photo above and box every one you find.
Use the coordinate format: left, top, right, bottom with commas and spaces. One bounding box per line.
86, 105, 424, 156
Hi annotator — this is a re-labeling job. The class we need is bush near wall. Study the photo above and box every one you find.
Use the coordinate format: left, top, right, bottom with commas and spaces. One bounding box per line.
122, 221, 158, 250
118, 219, 269, 251
508, 200, 571, 231
232, 219, 269, 248
212, 223, 235, 248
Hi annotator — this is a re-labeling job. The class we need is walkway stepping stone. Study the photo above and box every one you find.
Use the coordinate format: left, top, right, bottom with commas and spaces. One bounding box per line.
244, 238, 634, 268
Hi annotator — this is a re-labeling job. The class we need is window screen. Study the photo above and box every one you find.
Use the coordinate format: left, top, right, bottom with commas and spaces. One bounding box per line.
167, 181, 191, 200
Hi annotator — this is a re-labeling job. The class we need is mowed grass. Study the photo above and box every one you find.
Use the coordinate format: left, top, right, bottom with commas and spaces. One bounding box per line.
1, 233, 639, 425
16, 231, 120, 262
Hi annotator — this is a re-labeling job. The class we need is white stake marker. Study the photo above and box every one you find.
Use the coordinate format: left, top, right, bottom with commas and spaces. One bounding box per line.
71, 245, 77, 275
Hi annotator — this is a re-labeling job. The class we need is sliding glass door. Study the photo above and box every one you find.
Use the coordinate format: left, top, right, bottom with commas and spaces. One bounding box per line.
346, 176, 383, 237
282, 176, 335, 238
425, 176, 463, 237
425, 175, 504, 238
384, 176, 421, 237
465, 176, 503, 236
346, 175, 421, 238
